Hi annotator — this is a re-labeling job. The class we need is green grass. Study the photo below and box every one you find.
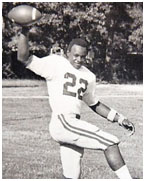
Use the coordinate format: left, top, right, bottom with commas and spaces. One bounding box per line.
2, 80, 143, 179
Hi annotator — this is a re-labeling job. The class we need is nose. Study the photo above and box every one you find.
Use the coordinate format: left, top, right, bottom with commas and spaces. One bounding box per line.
77, 56, 83, 62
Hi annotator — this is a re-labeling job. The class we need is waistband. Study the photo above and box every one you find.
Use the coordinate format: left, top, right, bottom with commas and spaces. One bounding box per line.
52, 113, 81, 119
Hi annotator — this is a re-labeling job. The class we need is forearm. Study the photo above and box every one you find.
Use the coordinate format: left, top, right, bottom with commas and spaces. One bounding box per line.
17, 27, 30, 64
90, 101, 120, 123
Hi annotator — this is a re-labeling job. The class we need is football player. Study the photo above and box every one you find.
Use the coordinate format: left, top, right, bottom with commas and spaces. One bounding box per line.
17, 26, 135, 179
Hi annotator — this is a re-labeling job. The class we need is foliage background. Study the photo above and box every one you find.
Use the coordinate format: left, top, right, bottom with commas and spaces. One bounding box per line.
2, 2, 143, 83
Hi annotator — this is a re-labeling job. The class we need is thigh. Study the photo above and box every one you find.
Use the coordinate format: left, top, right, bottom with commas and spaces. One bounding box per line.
75, 129, 120, 150
60, 144, 84, 179
58, 114, 119, 150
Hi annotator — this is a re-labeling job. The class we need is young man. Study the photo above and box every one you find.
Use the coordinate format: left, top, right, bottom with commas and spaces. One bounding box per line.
17, 27, 135, 179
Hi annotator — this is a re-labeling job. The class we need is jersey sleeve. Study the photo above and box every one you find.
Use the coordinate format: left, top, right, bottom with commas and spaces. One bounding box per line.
26, 54, 57, 80
83, 75, 99, 106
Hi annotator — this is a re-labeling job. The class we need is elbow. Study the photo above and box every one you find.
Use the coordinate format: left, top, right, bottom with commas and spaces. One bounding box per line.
90, 101, 101, 112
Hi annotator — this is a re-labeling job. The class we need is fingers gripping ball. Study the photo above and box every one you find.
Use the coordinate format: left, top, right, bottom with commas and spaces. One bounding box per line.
8, 5, 42, 25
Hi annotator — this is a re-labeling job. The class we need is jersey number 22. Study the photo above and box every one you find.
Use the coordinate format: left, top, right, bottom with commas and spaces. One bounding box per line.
63, 72, 88, 100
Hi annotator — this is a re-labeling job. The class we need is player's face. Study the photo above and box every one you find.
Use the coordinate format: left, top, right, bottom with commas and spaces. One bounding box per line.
67, 44, 87, 69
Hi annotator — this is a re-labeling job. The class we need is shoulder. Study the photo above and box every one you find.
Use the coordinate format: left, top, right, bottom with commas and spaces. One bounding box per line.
42, 54, 67, 61
81, 66, 96, 81
30, 54, 68, 65
48, 54, 68, 64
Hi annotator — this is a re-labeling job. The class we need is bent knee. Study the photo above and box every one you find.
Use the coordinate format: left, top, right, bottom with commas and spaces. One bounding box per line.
98, 130, 120, 145
112, 135, 120, 144
104, 136, 120, 151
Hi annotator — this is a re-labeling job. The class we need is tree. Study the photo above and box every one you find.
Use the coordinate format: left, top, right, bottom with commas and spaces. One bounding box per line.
127, 2, 143, 53
2, 2, 143, 82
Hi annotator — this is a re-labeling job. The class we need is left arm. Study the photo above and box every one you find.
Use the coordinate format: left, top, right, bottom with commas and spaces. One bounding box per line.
90, 101, 135, 134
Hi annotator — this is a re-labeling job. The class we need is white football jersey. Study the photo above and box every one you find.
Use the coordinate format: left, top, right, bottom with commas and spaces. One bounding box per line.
27, 54, 98, 114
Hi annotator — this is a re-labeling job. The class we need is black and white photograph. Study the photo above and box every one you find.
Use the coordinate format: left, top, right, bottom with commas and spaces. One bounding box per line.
2, 1, 143, 179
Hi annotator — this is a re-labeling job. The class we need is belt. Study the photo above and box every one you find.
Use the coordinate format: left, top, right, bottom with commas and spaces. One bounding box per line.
54, 113, 81, 119
76, 114, 81, 119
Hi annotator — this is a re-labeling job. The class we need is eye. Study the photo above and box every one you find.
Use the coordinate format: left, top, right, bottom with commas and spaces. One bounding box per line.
81, 56, 86, 59
74, 54, 79, 58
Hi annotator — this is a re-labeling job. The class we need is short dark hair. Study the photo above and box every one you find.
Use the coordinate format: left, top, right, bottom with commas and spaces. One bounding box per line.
67, 38, 88, 52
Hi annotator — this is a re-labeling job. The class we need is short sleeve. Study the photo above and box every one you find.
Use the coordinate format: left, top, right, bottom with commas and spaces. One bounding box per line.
83, 75, 99, 106
26, 54, 57, 80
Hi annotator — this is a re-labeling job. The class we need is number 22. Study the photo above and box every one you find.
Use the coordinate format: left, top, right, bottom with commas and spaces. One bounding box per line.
63, 72, 88, 100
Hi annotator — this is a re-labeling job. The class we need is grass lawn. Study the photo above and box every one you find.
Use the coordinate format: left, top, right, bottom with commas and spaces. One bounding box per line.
2, 80, 143, 179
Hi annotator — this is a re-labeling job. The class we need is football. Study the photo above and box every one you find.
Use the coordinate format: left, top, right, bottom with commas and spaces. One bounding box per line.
8, 5, 42, 25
